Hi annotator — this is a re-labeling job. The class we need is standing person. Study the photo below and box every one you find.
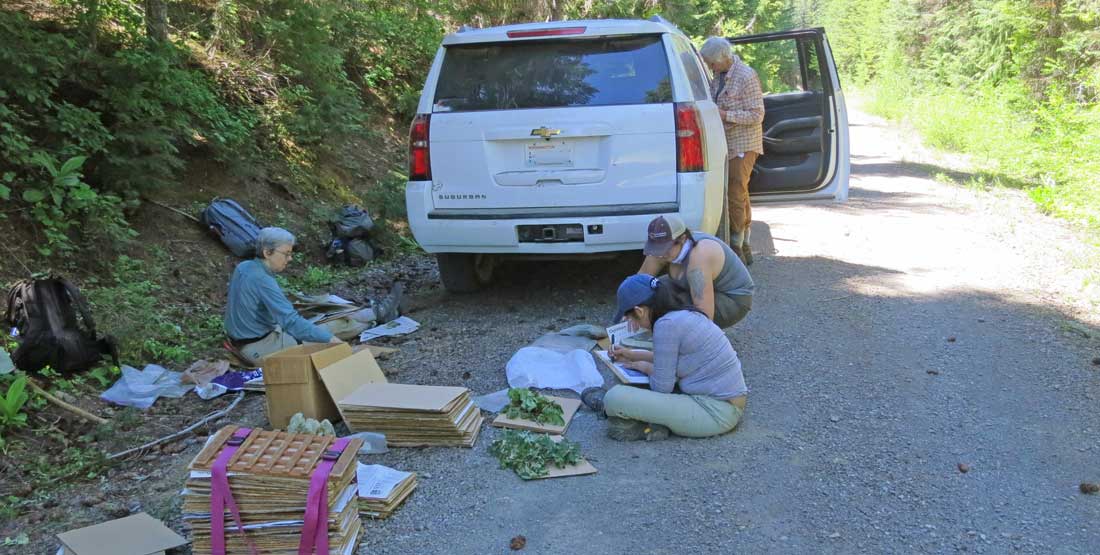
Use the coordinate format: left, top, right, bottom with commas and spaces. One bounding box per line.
700, 36, 765, 265
225, 227, 402, 366
637, 214, 754, 330
582, 274, 748, 441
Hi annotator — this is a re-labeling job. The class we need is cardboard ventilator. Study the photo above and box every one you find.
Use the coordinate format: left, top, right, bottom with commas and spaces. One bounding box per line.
337, 383, 483, 447
182, 426, 364, 555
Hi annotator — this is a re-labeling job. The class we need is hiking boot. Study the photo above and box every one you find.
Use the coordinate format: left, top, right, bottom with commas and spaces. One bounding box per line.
644, 424, 670, 442
742, 248, 753, 266
607, 417, 648, 441
373, 282, 404, 324
580, 387, 606, 414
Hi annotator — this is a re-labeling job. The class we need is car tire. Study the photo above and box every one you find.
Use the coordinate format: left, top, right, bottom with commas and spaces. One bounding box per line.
436, 253, 494, 293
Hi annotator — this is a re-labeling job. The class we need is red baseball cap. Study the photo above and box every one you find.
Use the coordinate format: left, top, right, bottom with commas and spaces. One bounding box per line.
643, 215, 687, 257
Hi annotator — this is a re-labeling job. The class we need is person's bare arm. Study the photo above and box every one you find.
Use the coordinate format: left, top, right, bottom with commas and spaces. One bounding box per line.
638, 255, 666, 276
685, 243, 718, 320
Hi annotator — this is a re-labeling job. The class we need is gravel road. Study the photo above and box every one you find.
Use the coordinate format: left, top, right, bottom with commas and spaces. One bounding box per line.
352, 103, 1100, 555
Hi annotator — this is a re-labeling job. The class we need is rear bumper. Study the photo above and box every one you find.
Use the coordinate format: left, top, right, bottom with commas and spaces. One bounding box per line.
406, 181, 709, 254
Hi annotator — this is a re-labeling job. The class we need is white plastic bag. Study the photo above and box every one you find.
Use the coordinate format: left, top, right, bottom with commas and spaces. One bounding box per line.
100, 365, 194, 410
505, 347, 603, 394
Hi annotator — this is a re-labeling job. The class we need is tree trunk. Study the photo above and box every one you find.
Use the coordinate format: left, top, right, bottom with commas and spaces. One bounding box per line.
146, 0, 169, 42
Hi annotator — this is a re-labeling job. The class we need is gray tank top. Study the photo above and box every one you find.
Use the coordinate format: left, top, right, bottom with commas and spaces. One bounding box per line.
673, 232, 754, 297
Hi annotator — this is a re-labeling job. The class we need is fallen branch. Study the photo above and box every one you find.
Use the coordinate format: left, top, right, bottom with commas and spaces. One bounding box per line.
26, 378, 108, 425
107, 391, 245, 460
142, 197, 202, 224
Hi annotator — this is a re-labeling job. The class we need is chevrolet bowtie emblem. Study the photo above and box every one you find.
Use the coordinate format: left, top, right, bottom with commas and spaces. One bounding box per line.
531, 126, 561, 139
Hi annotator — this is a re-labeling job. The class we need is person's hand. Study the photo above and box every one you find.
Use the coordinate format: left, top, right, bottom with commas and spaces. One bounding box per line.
622, 360, 654, 375
328, 336, 343, 344
610, 344, 633, 362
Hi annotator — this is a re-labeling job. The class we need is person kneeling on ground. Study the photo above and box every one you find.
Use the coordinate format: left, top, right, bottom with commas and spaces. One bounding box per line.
225, 227, 402, 366
583, 274, 748, 441
638, 214, 754, 330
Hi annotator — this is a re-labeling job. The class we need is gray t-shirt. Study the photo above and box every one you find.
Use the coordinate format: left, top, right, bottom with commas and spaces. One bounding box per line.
651, 310, 748, 399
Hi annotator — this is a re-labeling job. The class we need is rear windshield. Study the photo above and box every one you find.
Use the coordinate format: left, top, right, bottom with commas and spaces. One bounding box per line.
433, 35, 672, 112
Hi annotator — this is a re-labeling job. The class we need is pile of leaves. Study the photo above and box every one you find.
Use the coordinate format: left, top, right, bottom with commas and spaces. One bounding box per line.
501, 388, 565, 426
489, 430, 581, 480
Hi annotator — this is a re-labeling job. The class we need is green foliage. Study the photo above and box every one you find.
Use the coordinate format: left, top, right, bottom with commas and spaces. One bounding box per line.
489, 430, 582, 480
0, 374, 30, 433
84, 254, 224, 364
814, 0, 1100, 242
502, 388, 565, 426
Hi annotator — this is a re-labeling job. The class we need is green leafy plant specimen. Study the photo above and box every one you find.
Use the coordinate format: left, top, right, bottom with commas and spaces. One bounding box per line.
502, 388, 565, 426
489, 430, 581, 480
0, 375, 30, 431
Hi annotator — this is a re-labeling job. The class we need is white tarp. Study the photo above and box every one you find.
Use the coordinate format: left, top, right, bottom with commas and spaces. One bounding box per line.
100, 365, 194, 410
505, 347, 603, 394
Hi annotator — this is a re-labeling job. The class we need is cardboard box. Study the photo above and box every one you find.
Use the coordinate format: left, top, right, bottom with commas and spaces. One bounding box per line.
263, 343, 388, 428
56, 512, 187, 555
491, 396, 581, 435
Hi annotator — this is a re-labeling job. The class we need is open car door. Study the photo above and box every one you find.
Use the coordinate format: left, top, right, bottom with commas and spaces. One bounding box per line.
728, 28, 849, 202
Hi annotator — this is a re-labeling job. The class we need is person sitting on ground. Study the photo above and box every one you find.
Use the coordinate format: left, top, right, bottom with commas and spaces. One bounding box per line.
637, 214, 754, 330
225, 227, 402, 366
582, 274, 748, 441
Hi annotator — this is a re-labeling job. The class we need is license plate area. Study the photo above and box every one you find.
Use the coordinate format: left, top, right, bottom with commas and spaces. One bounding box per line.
525, 140, 573, 167
517, 224, 584, 243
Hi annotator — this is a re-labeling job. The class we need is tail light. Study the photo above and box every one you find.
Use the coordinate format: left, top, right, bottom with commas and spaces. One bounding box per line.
409, 114, 431, 181
675, 102, 706, 173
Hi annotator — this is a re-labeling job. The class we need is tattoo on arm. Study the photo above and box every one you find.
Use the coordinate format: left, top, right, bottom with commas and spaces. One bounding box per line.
687, 268, 707, 303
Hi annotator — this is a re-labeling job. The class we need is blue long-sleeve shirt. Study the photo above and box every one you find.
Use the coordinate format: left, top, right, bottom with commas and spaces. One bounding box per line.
224, 259, 333, 343
651, 310, 747, 399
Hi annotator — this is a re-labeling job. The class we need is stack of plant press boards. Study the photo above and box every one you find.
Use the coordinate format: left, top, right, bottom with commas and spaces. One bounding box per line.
337, 383, 483, 447
356, 463, 418, 519
182, 426, 363, 555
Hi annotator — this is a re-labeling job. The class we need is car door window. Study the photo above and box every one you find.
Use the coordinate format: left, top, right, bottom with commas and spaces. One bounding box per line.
671, 36, 710, 101
735, 37, 824, 94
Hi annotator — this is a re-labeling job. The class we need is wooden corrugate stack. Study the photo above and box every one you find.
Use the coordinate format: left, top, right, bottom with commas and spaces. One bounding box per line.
182, 426, 363, 555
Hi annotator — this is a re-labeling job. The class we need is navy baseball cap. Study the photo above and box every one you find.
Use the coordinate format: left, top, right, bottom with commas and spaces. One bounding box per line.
612, 274, 660, 323
643, 215, 687, 257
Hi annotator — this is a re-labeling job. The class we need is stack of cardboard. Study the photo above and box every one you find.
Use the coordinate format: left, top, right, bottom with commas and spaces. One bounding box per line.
182, 426, 364, 555
356, 463, 418, 519
338, 383, 483, 447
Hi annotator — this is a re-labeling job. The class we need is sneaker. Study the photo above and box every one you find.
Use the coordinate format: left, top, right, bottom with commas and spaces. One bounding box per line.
743, 248, 754, 266
607, 417, 648, 441
373, 282, 404, 324
580, 387, 606, 414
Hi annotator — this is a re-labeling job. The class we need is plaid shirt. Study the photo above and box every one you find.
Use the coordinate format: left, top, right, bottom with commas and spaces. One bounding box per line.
709, 55, 765, 156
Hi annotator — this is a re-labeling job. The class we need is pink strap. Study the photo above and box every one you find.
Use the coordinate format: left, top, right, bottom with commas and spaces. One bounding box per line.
297, 438, 351, 555
211, 427, 259, 555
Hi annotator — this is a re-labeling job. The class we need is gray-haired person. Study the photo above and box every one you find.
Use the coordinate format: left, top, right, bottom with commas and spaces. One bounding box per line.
225, 227, 402, 366
699, 36, 764, 265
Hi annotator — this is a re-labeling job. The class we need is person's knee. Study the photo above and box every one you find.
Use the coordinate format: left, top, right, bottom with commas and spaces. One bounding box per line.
602, 386, 634, 418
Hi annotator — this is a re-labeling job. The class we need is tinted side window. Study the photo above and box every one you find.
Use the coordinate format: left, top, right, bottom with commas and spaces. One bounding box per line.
434, 36, 672, 112
671, 36, 710, 101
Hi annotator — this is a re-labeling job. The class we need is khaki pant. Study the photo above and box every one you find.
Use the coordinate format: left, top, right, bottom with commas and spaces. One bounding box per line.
603, 385, 743, 438
237, 321, 344, 367
727, 152, 759, 236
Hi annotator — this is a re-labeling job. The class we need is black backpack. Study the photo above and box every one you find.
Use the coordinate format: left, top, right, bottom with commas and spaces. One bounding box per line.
325, 205, 377, 266
4, 278, 119, 374
200, 198, 262, 258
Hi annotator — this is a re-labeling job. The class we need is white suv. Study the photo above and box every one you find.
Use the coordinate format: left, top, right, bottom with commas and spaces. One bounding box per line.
406, 17, 849, 292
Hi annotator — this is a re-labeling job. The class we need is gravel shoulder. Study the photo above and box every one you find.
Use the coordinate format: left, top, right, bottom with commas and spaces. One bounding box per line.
350, 102, 1100, 554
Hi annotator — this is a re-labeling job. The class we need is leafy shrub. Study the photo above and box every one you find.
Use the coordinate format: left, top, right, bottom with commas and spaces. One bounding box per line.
0, 374, 30, 436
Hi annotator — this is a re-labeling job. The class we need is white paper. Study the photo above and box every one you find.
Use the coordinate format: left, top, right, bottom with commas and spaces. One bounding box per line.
606, 321, 643, 346
595, 350, 650, 385
357, 464, 412, 500
358, 316, 420, 341
472, 389, 511, 413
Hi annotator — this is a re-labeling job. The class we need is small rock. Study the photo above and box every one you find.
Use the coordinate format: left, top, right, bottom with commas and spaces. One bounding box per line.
947, 336, 957, 343
958, 463, 970, 474
977, 319, 985, 323
510, 535, 527, 550
828, 532, 841, 539
80, 493, 105, 507
1091, 357, 1100, 366
14, 483, 33, 498
103, 502, 131, 519
42, 498, 59, 509
1080, 482, 1100, 494
420, 472, 432, 479
829, 415, 840, 423
926, 369, 940, 376
462, 371, 472, 380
